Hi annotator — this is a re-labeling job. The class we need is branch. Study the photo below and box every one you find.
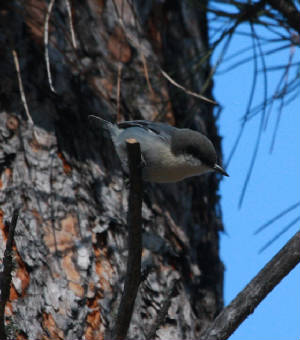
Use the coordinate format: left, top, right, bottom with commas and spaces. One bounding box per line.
12, 50, 33, 125
65, 0, 77, 49
266, 0, 300, 34
112, 139, 143, 340
44, 0, 57, 93
200, 231, 300, 340
0, 209, 19, 340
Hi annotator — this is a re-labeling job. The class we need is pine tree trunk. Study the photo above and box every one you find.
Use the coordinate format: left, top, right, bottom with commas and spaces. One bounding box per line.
0, 1, 224, 339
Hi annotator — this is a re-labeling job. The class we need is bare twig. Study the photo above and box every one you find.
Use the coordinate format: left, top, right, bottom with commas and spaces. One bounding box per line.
65, 0, 77, 49
141, 53, 155, 99
0, 209, 19, 340
200, 31, 234, 95
238, 23, 267, 208
266, 0, 300, 34
112, 139, 143, 340
44, 0, 56, 93
259, 216, 300, 253
12, 50, 33, 125
116, 63, 123, 123
219, 43, 290, 74
160, 70, 217, 105
200, 231, 300, 340
12, 50, 45, 143
225, 24, 258, 169
269, 44, 294, 152
254, 201, 300, 235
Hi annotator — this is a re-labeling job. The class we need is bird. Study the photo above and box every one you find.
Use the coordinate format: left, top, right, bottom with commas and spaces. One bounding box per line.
89, 115, 229, 183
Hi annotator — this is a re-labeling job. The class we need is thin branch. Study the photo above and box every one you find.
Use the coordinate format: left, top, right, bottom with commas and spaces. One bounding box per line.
218, 43, 290, 74
142, 54, 156, 100
266, 0, 300, 34
44, 0, 56, 93
243, 73, 299, 124
254, 201, 300, 235
209, 0, 266, 51
259, 216, 300, 253
260, 62, 300, 72
112, 139, 143, 340
116, 63, 123, 123
161, 70, 217, 105
200, 231, 300, 340
225, 23, 258, 168
12, 50, 33, 125
282, 83, 300, 106
238, 23, 268, 208
65, 0, 77, 49
263, 58, 288, 130
0, 209, 20, 340
269, 45, 295, 152
201, 30, 234, 94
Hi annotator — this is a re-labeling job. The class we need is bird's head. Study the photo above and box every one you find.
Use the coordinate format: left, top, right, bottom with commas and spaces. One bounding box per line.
171, 128, 229, 177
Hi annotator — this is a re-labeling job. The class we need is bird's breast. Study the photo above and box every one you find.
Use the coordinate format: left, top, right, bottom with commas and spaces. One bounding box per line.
142, 153, 211, 183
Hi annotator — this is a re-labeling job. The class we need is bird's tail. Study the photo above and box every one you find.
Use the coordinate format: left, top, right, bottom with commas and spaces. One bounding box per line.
88, 115, 119, 140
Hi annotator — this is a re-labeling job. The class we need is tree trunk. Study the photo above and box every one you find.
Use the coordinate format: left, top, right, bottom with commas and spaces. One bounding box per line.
0, 0, 224, 339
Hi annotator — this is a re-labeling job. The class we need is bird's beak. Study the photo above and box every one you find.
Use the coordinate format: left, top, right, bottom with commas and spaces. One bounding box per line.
213, 164, 229, 177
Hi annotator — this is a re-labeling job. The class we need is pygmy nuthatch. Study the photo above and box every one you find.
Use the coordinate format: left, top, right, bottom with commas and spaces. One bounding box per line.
89, 116, 229, 183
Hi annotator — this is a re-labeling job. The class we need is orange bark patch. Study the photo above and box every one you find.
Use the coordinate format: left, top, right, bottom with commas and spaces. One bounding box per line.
68, 281, 84, 298
3, 168, 13, 186
42, 313, 64, 340
5, 168, 12, 177
62, 252, 84, 297
85, 309, 104, 340
108, 26, 132, 63
62, 252, 86, 298
85, 291, 104, 340
9, 285, 19, 301
93, 245, 113, 292
61, 214, 78, 234
57, 152, 72, 174
85, 325, 104, 340
43, 215, 78, 253
0, 209, 14, 240
62, 253, 80, 281
87, 309, 101, 329
5, 302, 13, 316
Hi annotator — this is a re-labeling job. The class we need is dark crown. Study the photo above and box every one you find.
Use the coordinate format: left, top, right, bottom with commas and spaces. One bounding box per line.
171, 129, 217, 166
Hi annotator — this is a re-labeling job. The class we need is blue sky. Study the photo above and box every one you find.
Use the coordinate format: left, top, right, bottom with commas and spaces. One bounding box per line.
211, 19, 300, 340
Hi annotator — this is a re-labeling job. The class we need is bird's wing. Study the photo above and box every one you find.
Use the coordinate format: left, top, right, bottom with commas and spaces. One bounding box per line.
117, 120, 174, 143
